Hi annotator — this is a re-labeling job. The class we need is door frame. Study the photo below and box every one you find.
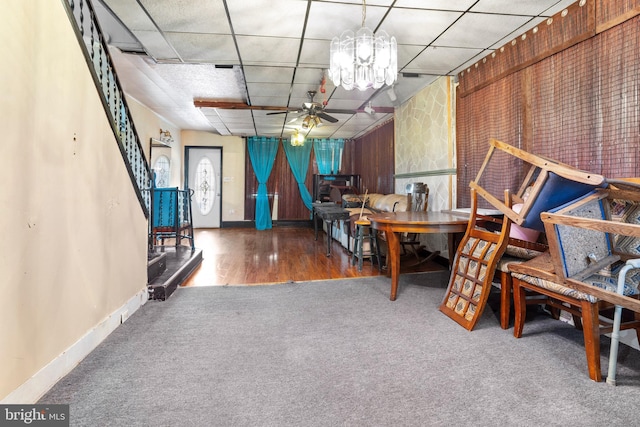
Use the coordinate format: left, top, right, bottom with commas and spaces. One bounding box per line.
184, 146, 223, 228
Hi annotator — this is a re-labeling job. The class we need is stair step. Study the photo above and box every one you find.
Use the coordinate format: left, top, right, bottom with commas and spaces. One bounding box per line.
147, 252, 167, 283
147, 247, 203, 301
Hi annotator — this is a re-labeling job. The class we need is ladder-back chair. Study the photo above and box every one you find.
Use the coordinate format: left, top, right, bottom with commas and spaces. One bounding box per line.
439, 188, 512, 331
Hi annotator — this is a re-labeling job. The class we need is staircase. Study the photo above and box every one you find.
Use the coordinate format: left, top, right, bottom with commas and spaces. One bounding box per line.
63, 0, 202, 300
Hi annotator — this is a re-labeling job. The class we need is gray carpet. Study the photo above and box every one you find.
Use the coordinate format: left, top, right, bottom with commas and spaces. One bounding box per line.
40, 272, 640, 426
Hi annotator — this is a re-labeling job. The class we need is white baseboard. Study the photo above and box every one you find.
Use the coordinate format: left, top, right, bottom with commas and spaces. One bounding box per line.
1, 288, 148, 404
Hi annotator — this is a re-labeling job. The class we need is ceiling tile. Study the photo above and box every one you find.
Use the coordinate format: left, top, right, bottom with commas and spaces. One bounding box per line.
150, 64, 246, 99
227, 0, 309, 37
292, 68, 327, 85
247, 96, 291, 108
470, 0, 565, 15
236, 36, 301, 67
404, 46, 485, 74
103, 0, 157, 31
394, 0, 475, 9
397, 44, 436, 71
165, 33, 238, 64
243, 66, 295, 83
436, 13, 532, 49
489, 16, 546, 49
139, 0, 231, 34
133, 30, 181, 61
305, 2, 390, 40
246, 82, 293, 99
379, 8, 462, 46
297, 39, 331, 68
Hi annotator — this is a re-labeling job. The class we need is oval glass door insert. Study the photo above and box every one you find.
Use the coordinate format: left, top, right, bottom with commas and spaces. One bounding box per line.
195, 157, 215, 215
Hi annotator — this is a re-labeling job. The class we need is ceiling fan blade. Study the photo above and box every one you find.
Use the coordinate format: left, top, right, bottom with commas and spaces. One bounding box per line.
324, 109, 357, 115
317, 112, 339, 123
266, 109, 301, 116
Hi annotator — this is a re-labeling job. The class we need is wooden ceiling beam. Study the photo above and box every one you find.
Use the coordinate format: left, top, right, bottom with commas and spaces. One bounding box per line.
194, 100, 289, 111
193, 100, 394, 114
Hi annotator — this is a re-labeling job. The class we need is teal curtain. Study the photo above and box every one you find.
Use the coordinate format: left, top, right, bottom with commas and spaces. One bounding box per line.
313, 138, 345, 174
247, 136, 279, 230
282, 138, 313, 212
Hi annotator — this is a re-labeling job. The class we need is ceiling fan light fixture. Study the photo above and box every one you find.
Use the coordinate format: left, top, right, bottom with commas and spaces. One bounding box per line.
329, 0, 397, 91
302, 116, 313, 130
301, 114, 323, 130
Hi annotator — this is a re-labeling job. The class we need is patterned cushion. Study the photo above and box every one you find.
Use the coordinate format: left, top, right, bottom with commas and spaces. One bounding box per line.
496, 255, 525, 273
511, 272, 598, 303
445, 236, 498, 320
504, 244, 543, 260
584, 264, 640, 297
513, 268, 640, 301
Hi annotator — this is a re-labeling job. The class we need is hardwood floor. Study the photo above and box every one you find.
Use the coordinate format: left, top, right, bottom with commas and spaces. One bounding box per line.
181, 226, 446, 287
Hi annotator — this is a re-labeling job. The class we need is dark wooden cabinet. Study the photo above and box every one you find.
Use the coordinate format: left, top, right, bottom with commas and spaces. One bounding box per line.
313, 174, 360, 203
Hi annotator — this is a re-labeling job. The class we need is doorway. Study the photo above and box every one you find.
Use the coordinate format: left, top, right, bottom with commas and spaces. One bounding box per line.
185, 146, 222, 228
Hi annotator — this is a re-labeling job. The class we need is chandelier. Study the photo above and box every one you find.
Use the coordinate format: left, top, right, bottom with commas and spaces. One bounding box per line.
329, 0, 397, 91
290, 129, 305, 146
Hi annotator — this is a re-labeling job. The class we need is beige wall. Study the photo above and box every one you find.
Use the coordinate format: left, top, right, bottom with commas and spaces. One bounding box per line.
181, 131, 246, 222
126, 96, 182, 188
394, 76, 456, 255
1, 0, 148, 401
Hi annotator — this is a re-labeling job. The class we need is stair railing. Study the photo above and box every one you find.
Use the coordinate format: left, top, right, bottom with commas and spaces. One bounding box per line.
62, 0, 151, 217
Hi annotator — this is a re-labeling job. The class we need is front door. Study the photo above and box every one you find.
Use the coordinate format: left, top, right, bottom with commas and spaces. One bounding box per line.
186, 147, 222, 228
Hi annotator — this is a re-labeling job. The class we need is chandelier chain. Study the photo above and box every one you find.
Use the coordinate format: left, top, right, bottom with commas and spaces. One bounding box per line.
362, 0, 366, 28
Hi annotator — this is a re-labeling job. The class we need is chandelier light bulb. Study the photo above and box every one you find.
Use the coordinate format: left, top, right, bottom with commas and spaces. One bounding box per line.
291, 130, 305, 146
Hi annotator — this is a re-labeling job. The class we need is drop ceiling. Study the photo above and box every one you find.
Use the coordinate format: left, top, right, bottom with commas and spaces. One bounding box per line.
94, 0, 576, 139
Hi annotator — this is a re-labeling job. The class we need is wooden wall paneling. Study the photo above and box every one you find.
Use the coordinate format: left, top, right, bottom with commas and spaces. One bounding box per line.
596, 0, 640, 33
353, 120, 394, 194
529, 39, 600, 173
457, 8, 640, 210
340, 139, 356, 176
456, 74, 524, 209
596, 17, 640, 178
458, 0, 594, 97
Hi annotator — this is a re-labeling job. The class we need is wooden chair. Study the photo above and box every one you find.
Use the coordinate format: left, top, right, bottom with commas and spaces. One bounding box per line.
509, 188, 640, 382
469, 138, 608, 330
494, 239, 547, 329
470, 138, 606, 232
439, 188, 512, 331
151, 187, 195, 250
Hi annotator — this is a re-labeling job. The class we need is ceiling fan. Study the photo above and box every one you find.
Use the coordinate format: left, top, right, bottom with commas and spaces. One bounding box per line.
193, 90, 393, 129
266, 90, 357, 126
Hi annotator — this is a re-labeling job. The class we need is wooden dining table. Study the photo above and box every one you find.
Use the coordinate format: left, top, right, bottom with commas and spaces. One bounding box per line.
369, 211, 469, 301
